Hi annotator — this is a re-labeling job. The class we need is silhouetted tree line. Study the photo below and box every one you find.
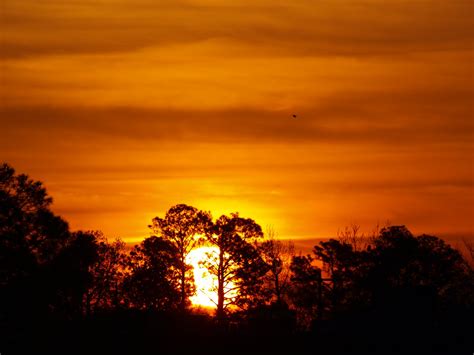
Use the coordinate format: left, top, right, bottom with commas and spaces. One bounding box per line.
1, 163, 473, 354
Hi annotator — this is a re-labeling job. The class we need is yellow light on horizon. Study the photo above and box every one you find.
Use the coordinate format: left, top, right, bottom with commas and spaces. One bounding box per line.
186, 246, 238, 309
186, 246, 219, 308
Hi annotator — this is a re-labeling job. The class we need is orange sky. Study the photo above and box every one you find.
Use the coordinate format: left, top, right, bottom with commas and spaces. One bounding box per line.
1, 0, 473, 244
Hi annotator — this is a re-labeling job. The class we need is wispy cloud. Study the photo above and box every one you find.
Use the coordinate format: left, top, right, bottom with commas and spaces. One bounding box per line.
2, 1, 472, 59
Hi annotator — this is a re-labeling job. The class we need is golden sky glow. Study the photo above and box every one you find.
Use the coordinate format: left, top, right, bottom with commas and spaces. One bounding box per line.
1, 0, 473, 245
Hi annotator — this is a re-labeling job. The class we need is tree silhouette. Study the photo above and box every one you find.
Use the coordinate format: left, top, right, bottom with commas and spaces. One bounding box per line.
83, 233, 127, 315
149, 204, 212, 310
290, 225, 474, 331
202, 213, 268, 320
0, 163, 70, 284
124, 236, 182, 311
258, 228, 294, 305
313, 239, 358, 314
2, 162, 473, 354
0, 163, 72, 321
289, 254, 324, 327
336, 223, 371, 251
49, 230, 100, 317
364, 226, 473, 312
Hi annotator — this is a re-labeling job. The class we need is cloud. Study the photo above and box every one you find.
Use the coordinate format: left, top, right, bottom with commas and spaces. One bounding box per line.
1, 0, 472, 59
1, 84, 472, 146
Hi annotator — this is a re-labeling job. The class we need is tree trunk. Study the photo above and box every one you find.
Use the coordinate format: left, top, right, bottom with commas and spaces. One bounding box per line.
180, 261, 186, 311
216, 248, 225, 321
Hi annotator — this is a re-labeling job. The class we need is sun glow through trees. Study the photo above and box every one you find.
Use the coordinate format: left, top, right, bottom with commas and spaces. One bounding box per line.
186, 246, 238, 309
186, 247, 219, 308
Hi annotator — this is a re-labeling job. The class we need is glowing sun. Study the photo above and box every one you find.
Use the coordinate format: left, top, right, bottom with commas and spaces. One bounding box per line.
186, 246, 220, 308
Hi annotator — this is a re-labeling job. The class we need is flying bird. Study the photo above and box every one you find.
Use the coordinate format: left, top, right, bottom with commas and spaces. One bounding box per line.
292, 114, 297, 119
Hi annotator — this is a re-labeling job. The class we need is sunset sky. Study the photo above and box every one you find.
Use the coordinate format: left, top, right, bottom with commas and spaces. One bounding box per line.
1, 0, 473, 245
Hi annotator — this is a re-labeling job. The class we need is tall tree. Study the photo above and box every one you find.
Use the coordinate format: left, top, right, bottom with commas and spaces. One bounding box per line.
0, 163, 70, 284
289, 254, 324, 327
313, 239, 358, 313
83, 233, 128, 315
124, 236, 181, 311
258, 227, 294, 304
0, 163, 71, 320
49, 230, 100, 318
149, 204, 212, 310
202, 213, 268, 320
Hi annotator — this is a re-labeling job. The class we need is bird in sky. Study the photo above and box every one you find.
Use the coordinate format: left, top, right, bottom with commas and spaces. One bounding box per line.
292, 114, 297, 119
